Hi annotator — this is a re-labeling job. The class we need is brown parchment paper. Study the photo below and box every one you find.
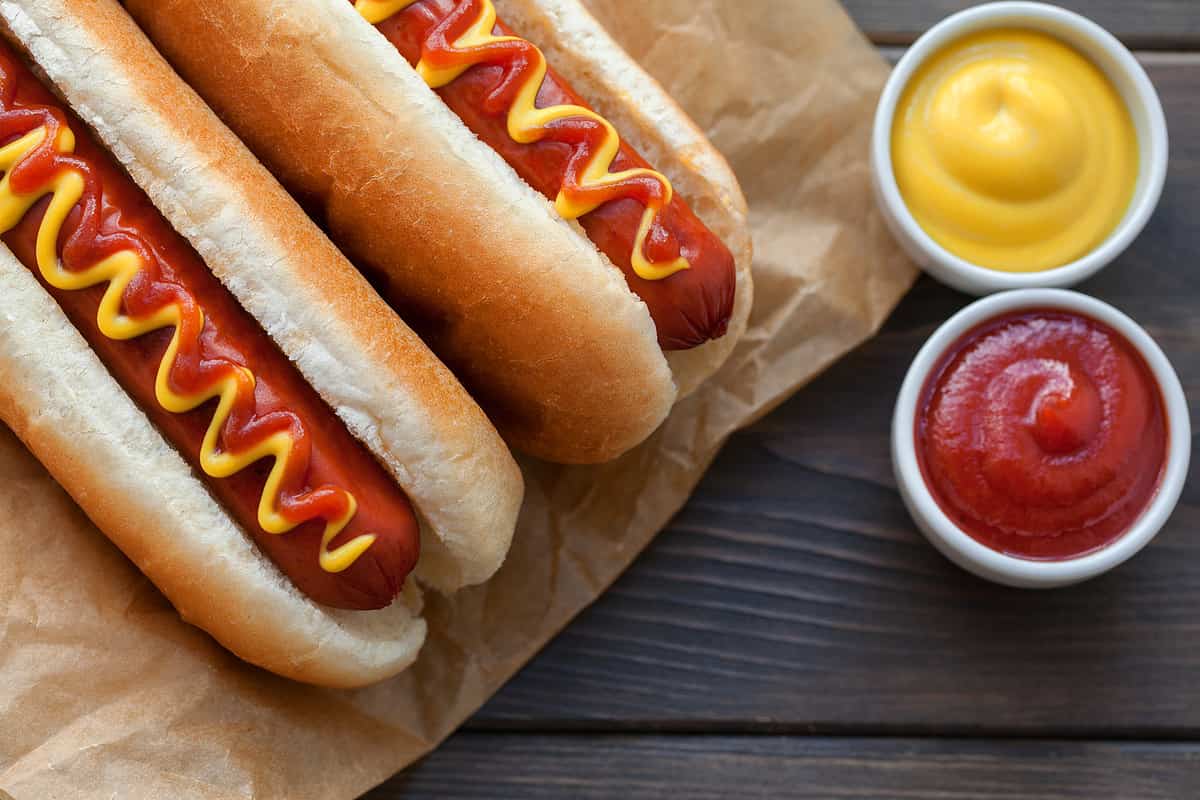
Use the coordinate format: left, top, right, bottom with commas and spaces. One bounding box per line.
0, 1, 915, 797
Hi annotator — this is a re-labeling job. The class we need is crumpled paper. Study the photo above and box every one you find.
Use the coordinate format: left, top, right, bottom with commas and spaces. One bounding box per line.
0, 1, 915, 797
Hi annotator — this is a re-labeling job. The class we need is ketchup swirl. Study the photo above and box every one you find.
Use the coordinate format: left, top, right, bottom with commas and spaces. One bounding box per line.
917, 310, 1168, 560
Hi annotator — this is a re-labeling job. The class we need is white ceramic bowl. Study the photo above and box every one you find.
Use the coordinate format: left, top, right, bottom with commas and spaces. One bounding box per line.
892, 289, 1190, 587
871, 2, 1168, 295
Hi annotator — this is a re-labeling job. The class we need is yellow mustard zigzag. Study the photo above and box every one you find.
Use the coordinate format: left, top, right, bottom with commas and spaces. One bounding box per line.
0, 125, 374, 573
355, 0, 689, 280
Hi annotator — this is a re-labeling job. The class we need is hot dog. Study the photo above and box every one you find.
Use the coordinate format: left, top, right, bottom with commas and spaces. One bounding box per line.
0, 49, 417, 610
366, 0, 735, 350
123, 0, 755, 463
0, 0, 522, 687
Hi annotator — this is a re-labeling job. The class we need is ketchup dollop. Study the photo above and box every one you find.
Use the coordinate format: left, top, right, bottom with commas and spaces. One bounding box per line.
917, 310, 1167, 560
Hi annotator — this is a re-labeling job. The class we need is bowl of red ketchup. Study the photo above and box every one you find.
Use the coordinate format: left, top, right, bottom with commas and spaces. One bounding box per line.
893, 289, 1190, 587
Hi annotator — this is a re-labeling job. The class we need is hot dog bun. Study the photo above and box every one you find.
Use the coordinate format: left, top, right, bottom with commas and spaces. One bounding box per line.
122, 0, 754, 463
0, 0, 523, 687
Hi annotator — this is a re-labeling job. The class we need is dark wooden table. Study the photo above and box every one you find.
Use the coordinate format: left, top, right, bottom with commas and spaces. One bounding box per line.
366, 3, 1200, 796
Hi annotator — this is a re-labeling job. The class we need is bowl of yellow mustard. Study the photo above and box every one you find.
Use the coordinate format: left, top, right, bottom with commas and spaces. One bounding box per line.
871, 2, 1167, 295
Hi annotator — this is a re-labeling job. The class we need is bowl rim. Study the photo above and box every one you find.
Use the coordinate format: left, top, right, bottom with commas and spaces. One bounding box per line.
891, 289, 1192, 587
871, 1, 1169, 294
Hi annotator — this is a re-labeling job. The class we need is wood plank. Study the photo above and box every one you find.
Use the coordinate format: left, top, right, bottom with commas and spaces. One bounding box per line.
365, 735, 1200, 799
466, 58, 1200, 734
843, 0, 1200, 48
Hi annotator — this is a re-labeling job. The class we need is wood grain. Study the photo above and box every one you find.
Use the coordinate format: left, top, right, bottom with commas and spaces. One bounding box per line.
466, 57, 1200, 734
843, 0, 1200, 48
365, 735, 1200, 798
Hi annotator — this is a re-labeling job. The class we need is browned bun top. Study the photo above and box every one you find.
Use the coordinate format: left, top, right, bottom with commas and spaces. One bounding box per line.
121, 0, 753, 463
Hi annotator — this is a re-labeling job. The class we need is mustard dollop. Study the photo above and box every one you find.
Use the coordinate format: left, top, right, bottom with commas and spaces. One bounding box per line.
891, 29, 1138, 272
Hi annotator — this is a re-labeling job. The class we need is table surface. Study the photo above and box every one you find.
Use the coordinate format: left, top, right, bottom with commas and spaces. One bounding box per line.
365, 2, 1200, 796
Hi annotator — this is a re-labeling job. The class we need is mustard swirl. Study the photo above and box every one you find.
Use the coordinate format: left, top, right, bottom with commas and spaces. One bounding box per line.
890, 29, 1138, 272
355, 0, 689, 280
0, 124, 374, 573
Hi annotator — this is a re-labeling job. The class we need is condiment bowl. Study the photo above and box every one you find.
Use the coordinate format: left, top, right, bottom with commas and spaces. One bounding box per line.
871, 2, 1168, 295
892, 289, 1190, 587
